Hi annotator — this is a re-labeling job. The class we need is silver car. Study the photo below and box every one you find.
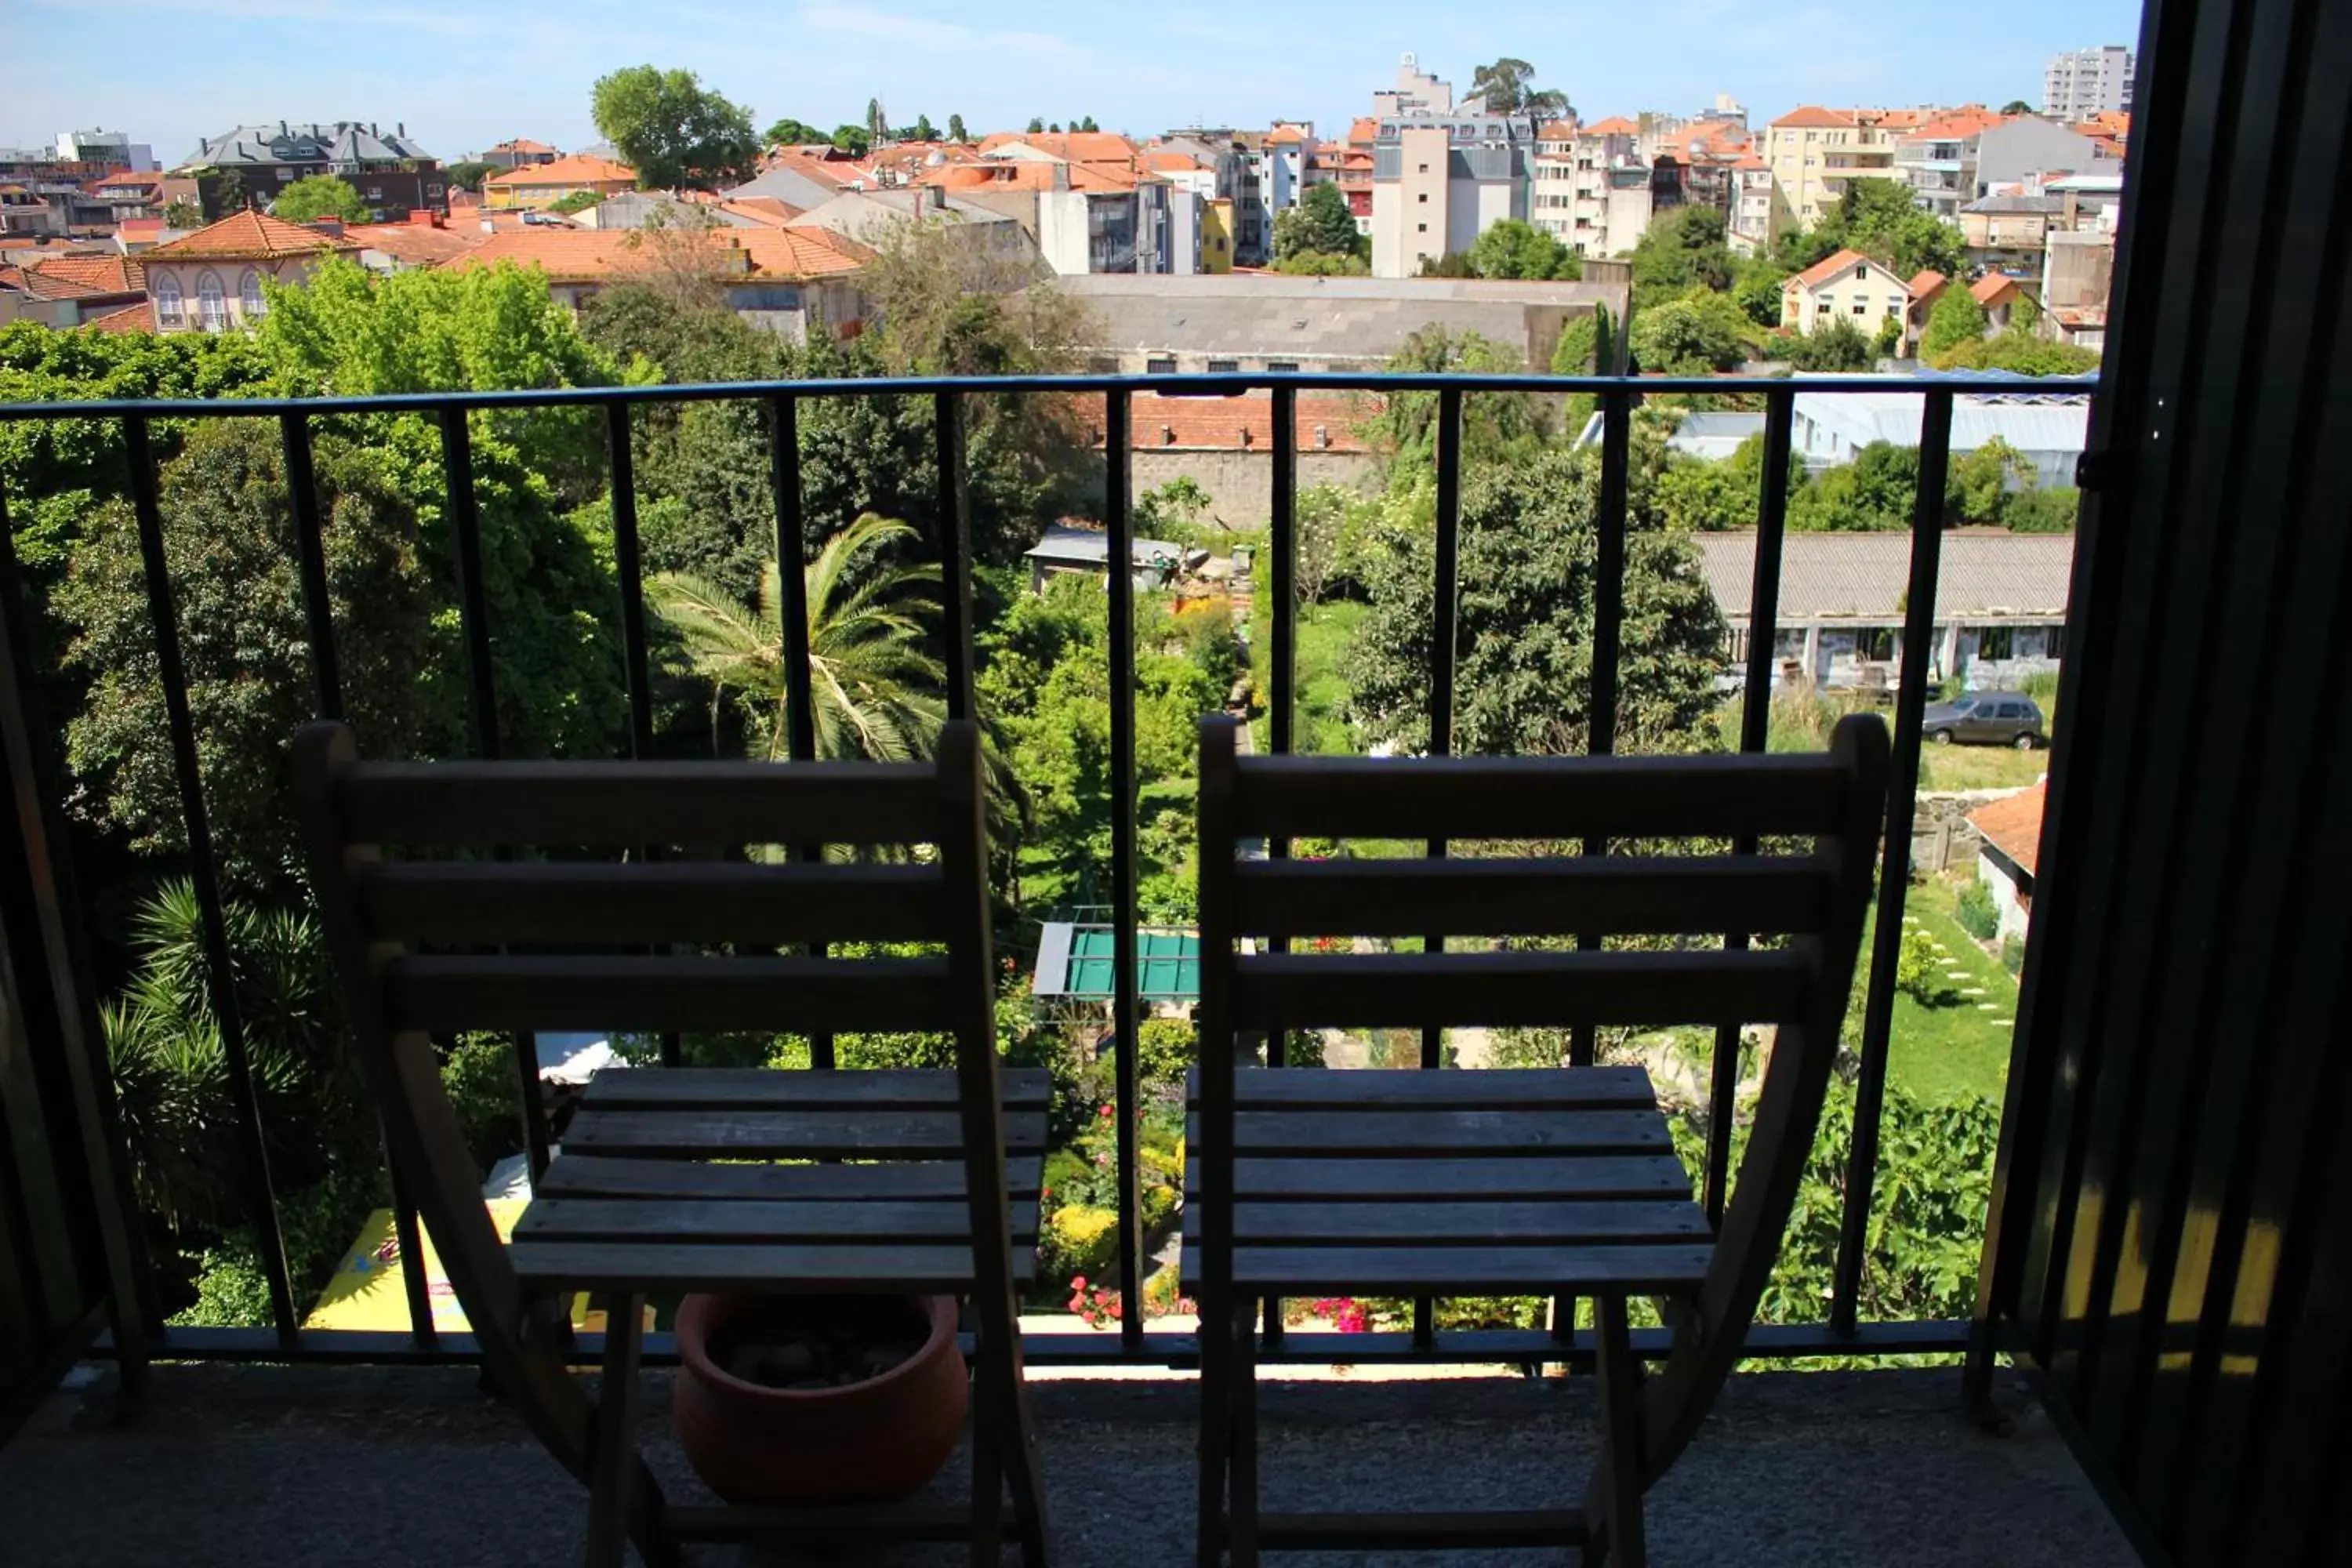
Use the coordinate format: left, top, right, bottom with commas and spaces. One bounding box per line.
1922, 691, 2047, 749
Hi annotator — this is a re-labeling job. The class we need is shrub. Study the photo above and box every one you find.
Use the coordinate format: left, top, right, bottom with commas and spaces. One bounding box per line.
1955, 880, 1999, 942
1039, 1203, 1119, 1283
1136, 1018, 1196, 1086
2002, 936, 2027, 977
1894, 926, 1953, 1006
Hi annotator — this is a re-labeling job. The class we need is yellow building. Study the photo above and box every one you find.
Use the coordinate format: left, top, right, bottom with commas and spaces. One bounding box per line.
1201, 198, 1235, 273
1764, 107, 1931, 234
481, 152, 638, 211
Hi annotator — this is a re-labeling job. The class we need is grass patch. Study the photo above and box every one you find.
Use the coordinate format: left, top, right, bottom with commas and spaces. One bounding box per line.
1254, 596, 1365, 754
1916, 742, 2047, 792
1867, 887, 2018, 1106
1726, 692, 2049, 792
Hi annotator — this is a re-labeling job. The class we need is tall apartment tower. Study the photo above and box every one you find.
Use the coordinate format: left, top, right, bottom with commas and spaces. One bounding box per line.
2043, 46, 2136, 120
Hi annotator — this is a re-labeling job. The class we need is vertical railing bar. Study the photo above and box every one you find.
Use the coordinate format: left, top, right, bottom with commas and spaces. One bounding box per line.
1555, 383, 1629, 1348
768, 395, 830, 1070
1262, 382, 1297, 1349
933, 392, 976, 723
1103, 390, 1145, 1349
602, 401, 680, 1073
1414, 385, 1464, 1352
1832, 387, 1955, 1338
281, 410, 436, 1345
125, 412, 299, 1347
437, 407, 552, 1181
1704, 389, 1796, 1225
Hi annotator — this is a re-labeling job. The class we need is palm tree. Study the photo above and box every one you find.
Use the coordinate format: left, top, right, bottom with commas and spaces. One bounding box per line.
648, 512, 949, 764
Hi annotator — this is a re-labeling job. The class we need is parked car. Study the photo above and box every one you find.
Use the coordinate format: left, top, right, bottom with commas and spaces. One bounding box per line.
1922, 691, 2046, 748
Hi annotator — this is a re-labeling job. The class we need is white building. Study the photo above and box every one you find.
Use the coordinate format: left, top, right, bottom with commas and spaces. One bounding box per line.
1370, 114, 1537, 277
2043, 46, 2136, 120
56, 128, 157, 172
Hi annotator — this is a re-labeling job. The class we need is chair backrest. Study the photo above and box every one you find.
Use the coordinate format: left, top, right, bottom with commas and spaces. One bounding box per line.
1193, 713, 1889, 1467
292, 721, 1005, 1366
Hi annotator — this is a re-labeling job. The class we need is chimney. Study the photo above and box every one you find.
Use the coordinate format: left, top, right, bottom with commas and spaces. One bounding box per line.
397, 122, 405, 138
1052, 162, 1070, 191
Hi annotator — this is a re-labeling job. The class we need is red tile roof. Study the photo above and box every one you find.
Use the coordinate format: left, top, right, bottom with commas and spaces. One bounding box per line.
345, 221, 485, 266
491, 139, 558, 154
920, 160, 1140, 193
1581, 115, 1641, 136
1904, 107, 2007, 142
975, 131, 1140, 164
142, 210, 361, 262
79, 300, 154, 334
1907, 268, 1948, 300
1969, 782, 2045, 877
27, 252, 144, 294
1072, 391, 1377, 454
483, 154, 637, 189
1536, 119, 1581, 140
1772, 107, 1857, 129
0, 264, 107, 302
445, 225, 869, 282
1348, 117, 1379, 147
1971, 273, 2021, 305
718, 197, 801, 227
1788, 247, 1877, 291
1266, 124, 1313, 146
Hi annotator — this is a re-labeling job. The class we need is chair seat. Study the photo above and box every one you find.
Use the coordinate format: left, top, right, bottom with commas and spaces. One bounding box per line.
1181, 1067, 1712, 1296
510, 1067, 1047, 1293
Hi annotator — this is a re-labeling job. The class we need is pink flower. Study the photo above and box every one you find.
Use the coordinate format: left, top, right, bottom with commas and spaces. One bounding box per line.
1070, 1275, 1087, 1290
1098, 1104, 1115, 1119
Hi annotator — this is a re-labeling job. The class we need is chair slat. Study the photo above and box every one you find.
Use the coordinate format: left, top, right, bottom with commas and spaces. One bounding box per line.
583, 1066, 1050, 1111
383, 955, 953, 1033
1229, 750, 1852, 840
1181, 1200, 1711, 1245
1189, 1109, 1672, 1157
535, 1154, 1045, 1203
1178, 1243, 1715, 1294
510, 1240, 1014, 1292
1232, 949, 1815, 1030
1186, 1066, 1656, 1111
1232, 856, 1833, 938
1185, 1155, 1693, 1201
564, 1108, 1050, 1159
518, 1198, 1040, 1243
337, 759, 942, 848
360, 862, 949, 946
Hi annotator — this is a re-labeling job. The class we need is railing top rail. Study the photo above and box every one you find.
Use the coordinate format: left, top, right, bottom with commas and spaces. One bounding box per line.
0, 370, 2096, 422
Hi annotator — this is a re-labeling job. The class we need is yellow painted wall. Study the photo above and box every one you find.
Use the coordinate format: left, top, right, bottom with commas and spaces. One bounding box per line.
1201, 199, 1234, 274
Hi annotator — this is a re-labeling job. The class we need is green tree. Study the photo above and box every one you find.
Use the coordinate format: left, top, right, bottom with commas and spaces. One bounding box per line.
1374, 327, 1553, 481
1628, 289, 1749, 374
764, 117, 826, 147
1779, 177, 1965, 278
547, 189, 602, 216
162, 196, 203, 228
1272, 182, 1361, 260
272, 174, 368, 223
1348, 430, 1726, 757
442, 160, 496, 194
1939, 326, 2099, 375
1789, 441, 1918, 532
1468, 57, 1570, 118
1946, 437, 2027, 524
1732, 258, 1789, 327
590, 64, 758, 190
913, 114, 938, 142
830, 125, 873, 157
1468, 218, 1578, 281
648, 513, 947, 764
1026, 118, 1046, 134
2002, 485, 2082, 533
1922, 286, 1991, 361
948, 114, 969, 143
1272, 249, 1369, 276
1780, 314, 1876, 372
866, 98, 888, 143
2001, 99, 2034, 115
1417, 251, 1478, 278
1629, 205, 1735, 308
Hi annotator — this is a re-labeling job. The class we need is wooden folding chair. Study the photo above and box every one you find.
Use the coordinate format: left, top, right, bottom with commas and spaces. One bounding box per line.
1186, 714, 1889, 1566
294, 720, 1047, 1567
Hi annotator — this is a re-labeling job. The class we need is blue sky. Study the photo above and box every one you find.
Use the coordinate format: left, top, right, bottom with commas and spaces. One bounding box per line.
3, 0, 2143, 168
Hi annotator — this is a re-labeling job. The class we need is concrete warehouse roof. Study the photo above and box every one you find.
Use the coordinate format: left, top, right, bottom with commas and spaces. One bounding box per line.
1048, 273, 1628, 367
1695, 532, 2074, 626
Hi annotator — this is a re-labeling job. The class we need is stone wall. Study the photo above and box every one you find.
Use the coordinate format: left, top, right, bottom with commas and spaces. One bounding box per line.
1083, 450, 1385, 532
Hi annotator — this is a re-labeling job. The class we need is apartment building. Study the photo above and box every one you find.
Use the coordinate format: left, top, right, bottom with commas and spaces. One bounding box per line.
1370, 111, 1537, 276
179, 122, 445, 222
1764, 107, 1929, 234
1529, 117, 1657, 259
1893, 107, 2006, 220
2044, 46, 2135, 119
1976, 116, 2118, 193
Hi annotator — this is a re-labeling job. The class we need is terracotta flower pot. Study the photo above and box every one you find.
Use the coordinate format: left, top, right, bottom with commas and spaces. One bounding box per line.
671, 1291, 967, 1506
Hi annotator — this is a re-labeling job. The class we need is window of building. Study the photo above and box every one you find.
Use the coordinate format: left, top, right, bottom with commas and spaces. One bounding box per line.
1417, 162, 1428, 174
1207, 358, 1239, 373
1857, 628, 1898, 663
154, 274, 183, 327
1265, 360, 1298, 372
1976, 626, 2017, 661
1146, 355, 1177, 374
1416, 222, 1428, 233
240, 270, 267, 319
197, 273, 226, 332
1853, 299, 1870, 315
1417, 192, 1428, 203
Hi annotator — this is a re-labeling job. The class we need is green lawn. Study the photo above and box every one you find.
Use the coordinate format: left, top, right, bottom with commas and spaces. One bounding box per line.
1277, 598, 1365, 755
1869, 887, 2019, 1106
1917, 742, 2048, 792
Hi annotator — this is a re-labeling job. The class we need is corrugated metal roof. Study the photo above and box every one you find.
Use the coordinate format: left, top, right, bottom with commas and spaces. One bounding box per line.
1695, 532, 2074, 624
1795, 390, 2091, 455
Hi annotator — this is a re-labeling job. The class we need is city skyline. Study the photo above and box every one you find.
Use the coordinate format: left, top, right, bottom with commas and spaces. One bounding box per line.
5, 0, 2143, 168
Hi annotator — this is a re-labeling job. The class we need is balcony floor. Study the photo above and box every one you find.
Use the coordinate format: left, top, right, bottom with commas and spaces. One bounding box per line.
4, 1360, 2134, 1565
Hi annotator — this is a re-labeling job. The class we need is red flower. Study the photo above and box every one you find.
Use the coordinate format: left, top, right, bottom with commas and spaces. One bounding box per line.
1098, 1104, 1115, 1119
1070, 1275, 1087, 1290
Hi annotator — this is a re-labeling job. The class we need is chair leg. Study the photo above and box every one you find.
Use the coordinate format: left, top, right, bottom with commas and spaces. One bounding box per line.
1228, 1298, 1261, 1568
1196, 1293, 1231, 1568
1595, 1294, 1648, 1568
584, 1292, 643, 1568
971, 1362, 1005, 1568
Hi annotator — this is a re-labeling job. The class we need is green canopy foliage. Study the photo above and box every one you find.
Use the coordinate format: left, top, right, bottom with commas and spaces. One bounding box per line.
1468, 218, 1580, 281
589, 64, 757, 189
441, 160, 496, 193
1467, 57, 1570, 118
1778, 314, 1877, 372
1936, 326, 2100, 375
1777, 177, 1965, 279
1272, 182, 1362, 260
272, 174, 368, 223
1921, 286, 1990, 360
1629, 205, 1735, 308
1628, 289, 1750, 375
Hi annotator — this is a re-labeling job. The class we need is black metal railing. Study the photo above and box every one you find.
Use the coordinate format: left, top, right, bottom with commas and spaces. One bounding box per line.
0, 369, 2090, 1371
